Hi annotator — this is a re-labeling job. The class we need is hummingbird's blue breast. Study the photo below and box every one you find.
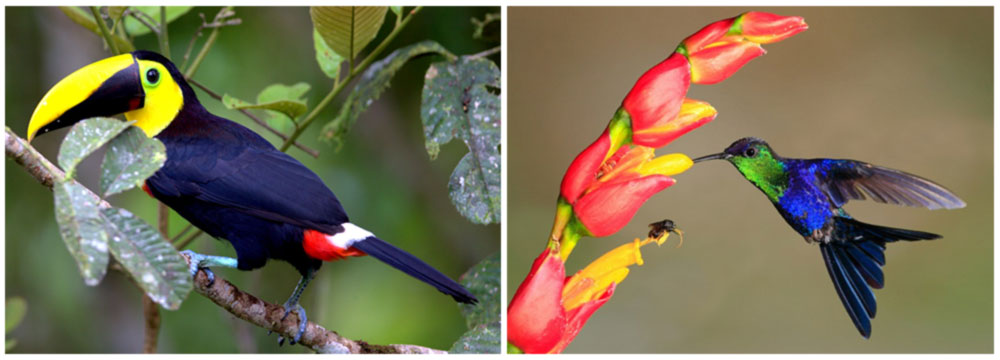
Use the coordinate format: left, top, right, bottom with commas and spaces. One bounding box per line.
776, 159, 835, 237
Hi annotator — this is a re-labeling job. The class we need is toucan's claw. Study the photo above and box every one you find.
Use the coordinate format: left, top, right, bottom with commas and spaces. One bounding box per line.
180, 249, 217, 286
203, 268, 216, 286
277, 302, 307, 346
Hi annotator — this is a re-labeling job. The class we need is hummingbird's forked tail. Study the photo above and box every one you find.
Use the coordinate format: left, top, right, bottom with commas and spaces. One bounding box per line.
820, 217, 940, 339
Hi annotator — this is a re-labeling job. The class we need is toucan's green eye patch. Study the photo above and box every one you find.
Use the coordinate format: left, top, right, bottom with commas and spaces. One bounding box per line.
144, 68, 161, 87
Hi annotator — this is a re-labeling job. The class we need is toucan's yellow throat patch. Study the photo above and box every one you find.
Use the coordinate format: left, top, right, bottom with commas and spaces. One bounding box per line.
125, 59, 183, 138
27, 52, 184, 141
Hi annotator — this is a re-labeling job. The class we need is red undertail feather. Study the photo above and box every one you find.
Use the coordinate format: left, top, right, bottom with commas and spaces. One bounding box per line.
303, 229, 366, 261
141, 182, 153, 197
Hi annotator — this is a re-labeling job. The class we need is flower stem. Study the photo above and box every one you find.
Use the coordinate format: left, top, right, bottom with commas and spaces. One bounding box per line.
559, 224, 583, 261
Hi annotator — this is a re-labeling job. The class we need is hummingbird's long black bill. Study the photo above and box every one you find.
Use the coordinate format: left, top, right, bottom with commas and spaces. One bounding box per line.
692, 153, 728, 163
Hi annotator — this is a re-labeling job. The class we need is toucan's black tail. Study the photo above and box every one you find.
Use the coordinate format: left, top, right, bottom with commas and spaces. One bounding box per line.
820, 217, 940, 338
352, 237, 477, 304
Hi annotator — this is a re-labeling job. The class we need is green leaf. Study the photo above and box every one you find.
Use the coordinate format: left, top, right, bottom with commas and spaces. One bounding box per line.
53, 179, 109, 286
58, 118, 132, 179
101, 207, 192, 310
223, 83, 310, 134
310, 7, 388, 60
105, 6, 128, 25
123, 6, 192, 36
449, 153, 501, 225
320, 40, 450, 144
390, 6, 403, 17
449, 322, 500, 354
421, 58, 501, 224
59, 7, 135, 52
106, 6, 127, 23
6, 297, 27, 333
457, 253, 499, 329
100, 127, 166, 197
313, 28, 344, 79
257, 83, 310, 116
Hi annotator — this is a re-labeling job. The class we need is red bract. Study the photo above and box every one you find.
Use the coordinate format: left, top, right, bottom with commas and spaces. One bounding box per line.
739, 11, 809, 44
622, 53, 691, 147
508, 249, 566, 353
508, 248, 614, 354
575, 174, 675, 237
561, 129, 612, 204
633, 98, 717, 148
570, 145, 691, 237
688, 41, 765, 85
682, 18, 737, 53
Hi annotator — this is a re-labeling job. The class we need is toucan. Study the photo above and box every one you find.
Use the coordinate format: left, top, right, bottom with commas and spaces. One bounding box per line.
27, 50, 477, 344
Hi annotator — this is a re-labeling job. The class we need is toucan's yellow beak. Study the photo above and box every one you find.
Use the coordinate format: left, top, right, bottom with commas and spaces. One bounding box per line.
28, 53, 144, 141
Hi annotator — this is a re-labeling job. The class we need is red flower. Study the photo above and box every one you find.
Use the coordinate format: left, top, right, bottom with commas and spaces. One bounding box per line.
682, 18, 738, 54
622, 52, 691, 148
680, 11, 807, 84
688, 41, 766, 85
632, 98, 717, 148
560, 128, 612, 205
512, 11, 809, 353
509, 231, 678, 354
507, 248, 568, 354
563, 141, 692, 237
738, 11, 809, 44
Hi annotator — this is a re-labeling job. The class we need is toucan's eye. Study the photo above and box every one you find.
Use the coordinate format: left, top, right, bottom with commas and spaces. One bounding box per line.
145, 68, 160, 87
744, 147, 757, 157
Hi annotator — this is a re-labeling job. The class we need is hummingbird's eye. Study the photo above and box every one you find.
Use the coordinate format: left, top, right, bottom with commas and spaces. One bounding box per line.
744, 147, 757, 157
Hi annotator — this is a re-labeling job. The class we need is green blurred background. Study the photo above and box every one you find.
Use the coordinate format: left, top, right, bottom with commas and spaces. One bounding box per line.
509, 7, 991, 353
6, 6, 499, 353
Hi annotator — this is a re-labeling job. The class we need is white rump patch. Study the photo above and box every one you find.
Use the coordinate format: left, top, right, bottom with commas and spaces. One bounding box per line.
327, 222, 374, 249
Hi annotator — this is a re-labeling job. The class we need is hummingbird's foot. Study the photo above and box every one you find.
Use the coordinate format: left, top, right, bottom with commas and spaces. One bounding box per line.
179, 250, 238, 287
277, 302, 307, 346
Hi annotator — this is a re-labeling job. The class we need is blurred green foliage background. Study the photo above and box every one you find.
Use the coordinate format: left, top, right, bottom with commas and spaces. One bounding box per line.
508, 7, 991, 353
6, 6, 499, 353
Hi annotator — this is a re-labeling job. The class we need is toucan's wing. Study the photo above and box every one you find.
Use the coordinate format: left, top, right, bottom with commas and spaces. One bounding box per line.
811, 159, 965, 210
149, 122, 348, 233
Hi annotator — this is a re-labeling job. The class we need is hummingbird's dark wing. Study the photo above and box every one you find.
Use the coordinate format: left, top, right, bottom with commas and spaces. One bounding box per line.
811, 159, 965, 210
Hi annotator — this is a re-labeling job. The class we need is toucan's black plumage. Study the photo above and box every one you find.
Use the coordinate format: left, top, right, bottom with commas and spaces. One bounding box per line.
28, 50, 476, 344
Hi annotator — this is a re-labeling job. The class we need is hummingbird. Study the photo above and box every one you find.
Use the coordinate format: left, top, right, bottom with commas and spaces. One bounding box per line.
692, 137, 965, 338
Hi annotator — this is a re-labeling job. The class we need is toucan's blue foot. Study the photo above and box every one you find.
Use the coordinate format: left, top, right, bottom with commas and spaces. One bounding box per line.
276, 270, 315, 346
277, 302, 307, 346
179, 250, 237, 286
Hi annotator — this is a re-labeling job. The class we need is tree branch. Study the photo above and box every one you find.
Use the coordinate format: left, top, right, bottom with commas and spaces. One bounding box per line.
142, 294, 161, 353
466, 45, 500, 60
90, 7, 121, 55
6, 127, 63, 189
178, 253, 445, 354
5, 127, 446, 354
126, 10, 160, 36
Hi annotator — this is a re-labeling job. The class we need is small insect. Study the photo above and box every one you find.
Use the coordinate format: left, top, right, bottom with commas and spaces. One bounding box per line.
648, 219, 684, 247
